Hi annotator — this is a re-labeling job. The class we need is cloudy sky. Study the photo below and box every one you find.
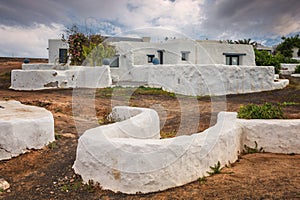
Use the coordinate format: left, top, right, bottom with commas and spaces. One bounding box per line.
0, 0, 300, 58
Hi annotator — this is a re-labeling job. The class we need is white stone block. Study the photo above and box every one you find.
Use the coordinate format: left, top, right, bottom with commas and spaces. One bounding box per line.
0, 101, 55, 160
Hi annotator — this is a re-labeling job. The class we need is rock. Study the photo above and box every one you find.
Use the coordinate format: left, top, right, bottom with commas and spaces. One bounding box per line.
0, 179, 10, 191
60, 133, 76, 138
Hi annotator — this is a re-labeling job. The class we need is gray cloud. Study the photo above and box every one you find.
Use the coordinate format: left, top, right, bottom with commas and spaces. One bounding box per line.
201, 0, 300, 40
0, 0, 71, 26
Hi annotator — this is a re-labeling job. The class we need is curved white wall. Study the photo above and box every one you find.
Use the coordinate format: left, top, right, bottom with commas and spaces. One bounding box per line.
73, 106, 300, 194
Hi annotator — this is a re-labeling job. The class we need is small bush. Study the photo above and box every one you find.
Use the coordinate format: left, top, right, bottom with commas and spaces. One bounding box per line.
243, 141, 264, 154
207, 161, 222, 175
295, 65, 300, 74
237, 103, 285, 119
198, 176, 207, 184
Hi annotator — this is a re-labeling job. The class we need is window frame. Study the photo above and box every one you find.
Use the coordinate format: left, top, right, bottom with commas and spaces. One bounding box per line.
109, 55, 120, 68
59, 48, 68, 64
147, 54, 155, 63
223, 53, 246, 65
181, 51, 190, 61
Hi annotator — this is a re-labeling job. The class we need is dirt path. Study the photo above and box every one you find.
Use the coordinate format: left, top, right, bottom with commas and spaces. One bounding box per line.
0, 60, 299, 199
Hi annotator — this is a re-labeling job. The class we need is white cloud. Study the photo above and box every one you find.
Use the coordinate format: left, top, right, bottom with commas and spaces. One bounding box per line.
118, 0, 204, 34
0, 23, 64, 58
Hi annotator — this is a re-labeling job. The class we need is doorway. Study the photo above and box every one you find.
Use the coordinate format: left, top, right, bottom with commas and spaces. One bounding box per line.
157, 50, 164, 64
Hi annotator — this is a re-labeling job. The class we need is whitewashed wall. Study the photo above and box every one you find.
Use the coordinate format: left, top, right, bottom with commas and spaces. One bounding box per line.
114, 64, 288, 96
73, 106, 300, 194
280, 63, 299, 75
12, 63, 288, 95
238, 119, 300, 154
11, 66, 112, 90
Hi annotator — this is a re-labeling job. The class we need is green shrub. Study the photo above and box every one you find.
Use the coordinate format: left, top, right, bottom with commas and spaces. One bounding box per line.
254, 50, 281, 74
207, 161, 222, 175
243, 141, 264, 154
295, 65, 300, 74
237, 103, 285, 119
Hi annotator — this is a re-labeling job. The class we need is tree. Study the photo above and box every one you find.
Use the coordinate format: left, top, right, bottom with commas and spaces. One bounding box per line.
254, 49, 280, 74
276, 35, 300, 58
67, 32, 88, 65
62, 25, 115, 66
82, 43, 116, 66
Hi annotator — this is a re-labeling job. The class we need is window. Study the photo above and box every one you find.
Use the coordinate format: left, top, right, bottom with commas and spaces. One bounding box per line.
181, 51, 190, 61
226, 55, 239, 65
59, 48, 68, 64
110, 56, 119, 68
147, 54, 155, 63
223, 53, 246, 65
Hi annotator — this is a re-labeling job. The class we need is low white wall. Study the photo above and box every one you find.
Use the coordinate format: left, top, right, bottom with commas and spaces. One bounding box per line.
73, 106, 299, 194
11, 66, 112, 90
0, 101, 55, 161
238, 119, 300, 154
13, 64, 288, 95
291, 74, 300, 77
115, 64, 288, 96
280, 63, 299, 75
22, 63, 69, 70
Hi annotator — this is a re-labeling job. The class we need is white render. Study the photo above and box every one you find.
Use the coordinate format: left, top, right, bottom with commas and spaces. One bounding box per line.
0, 101, 55, 161
238, 119, 300, 154
280, 63, 299, 75
113, 64, 288, 96
111, 39, 256, 79
10, 63, 288, 95
48, 39, 69, 64
73, 106, 300, 194
291, 74, 300, 77
22, 63, 70, 70
11, 66, 112, 90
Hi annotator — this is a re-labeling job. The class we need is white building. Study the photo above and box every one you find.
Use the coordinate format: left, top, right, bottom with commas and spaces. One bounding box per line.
292, 47, 300, 61
109, 39, 256, 79
48, 39, 69, 64
11, 37, 288, 95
